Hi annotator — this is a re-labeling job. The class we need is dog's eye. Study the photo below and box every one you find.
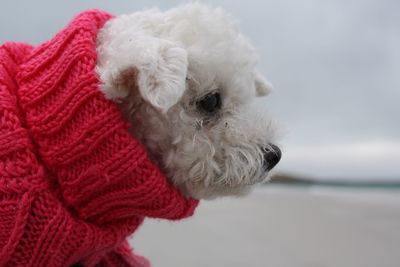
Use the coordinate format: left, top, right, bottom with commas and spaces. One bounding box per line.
197, 92, 221, 114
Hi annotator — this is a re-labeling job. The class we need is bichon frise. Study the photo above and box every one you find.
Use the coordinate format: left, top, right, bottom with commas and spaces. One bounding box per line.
96, 3, 281, 199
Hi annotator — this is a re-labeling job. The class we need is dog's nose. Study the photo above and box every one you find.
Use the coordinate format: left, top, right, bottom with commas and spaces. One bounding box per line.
262, 144, 281, 171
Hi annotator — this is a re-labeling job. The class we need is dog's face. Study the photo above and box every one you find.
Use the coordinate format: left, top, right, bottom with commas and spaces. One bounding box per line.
97, 4, 281, 199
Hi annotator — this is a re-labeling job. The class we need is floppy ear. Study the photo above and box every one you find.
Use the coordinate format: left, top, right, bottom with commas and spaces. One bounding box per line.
97, 36, 188, 113
254, 71, 273, 96
137, 45, 188, 113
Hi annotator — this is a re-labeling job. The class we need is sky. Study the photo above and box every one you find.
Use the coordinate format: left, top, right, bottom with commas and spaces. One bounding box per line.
1, 0, 399, 180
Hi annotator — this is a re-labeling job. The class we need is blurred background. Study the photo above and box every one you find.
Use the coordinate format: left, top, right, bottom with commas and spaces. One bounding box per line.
2, 1, 399, 266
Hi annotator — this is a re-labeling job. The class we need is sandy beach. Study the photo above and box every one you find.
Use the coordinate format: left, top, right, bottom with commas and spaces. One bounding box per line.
130, 186, 400, 267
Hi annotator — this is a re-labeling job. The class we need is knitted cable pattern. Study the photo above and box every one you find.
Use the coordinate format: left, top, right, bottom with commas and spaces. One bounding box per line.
0, 10, 198, 267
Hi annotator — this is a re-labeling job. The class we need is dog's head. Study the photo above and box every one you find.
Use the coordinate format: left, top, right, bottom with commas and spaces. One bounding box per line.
97, 4, 281, 199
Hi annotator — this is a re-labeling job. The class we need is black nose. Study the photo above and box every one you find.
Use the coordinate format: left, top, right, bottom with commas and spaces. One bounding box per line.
262, 144, 281, 171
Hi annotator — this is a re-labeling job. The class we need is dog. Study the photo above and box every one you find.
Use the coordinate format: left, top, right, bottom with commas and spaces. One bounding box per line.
96, 3, 282, 199
0, 4, 281, 265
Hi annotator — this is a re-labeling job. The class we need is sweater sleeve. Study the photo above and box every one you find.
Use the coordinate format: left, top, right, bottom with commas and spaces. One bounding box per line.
15, 10, 198, 226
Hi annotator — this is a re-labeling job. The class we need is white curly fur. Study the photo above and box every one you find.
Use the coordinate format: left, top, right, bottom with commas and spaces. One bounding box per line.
96, 3, 279, 199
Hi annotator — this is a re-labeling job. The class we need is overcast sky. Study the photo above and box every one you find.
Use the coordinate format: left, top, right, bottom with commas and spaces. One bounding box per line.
1, 0, 399, 180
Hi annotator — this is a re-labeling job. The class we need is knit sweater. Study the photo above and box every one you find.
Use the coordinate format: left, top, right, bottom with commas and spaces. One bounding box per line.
0, 10, 198, 267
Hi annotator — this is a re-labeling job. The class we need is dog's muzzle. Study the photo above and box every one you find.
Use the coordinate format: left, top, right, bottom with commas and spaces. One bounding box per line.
262, 144, 282, 171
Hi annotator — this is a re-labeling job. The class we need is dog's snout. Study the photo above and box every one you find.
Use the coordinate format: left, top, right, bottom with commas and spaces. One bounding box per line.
262, 144, 281, 171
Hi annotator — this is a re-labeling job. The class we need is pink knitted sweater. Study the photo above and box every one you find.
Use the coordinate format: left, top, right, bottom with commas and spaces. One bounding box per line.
0, 10, 198, 267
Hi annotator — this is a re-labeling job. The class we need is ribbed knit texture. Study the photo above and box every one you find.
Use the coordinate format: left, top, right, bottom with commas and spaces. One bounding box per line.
0, 10, 198, 267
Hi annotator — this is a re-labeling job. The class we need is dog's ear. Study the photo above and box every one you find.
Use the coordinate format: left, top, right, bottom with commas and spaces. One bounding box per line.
97, 38, 188, 113
254, 71, 273, 96
137, 46, 188, 113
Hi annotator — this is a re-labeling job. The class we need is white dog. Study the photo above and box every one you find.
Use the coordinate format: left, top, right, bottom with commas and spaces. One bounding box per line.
96, 3, 281, 199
